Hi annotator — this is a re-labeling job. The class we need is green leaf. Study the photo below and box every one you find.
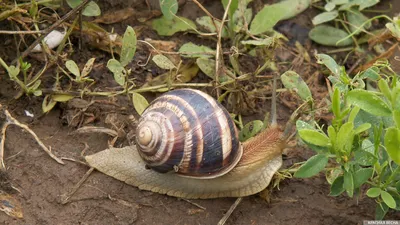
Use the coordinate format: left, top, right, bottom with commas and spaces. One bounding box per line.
249, 3, 285, 35
221, 0, 238, 18
326, 167, 342, 184
152, 54, 176, 70
393, 193, 400, 211
66, 0, 81, 9
396, 180, 400, 192
332, 87, 340, 117
120, 26, 137, 67
327, 125, 337, 144
28, 79, 41, 92
152, 16, 196, 36
239, 120, 264, 142
66, 0, 101, 17
394, 110, 400, 130
29, 0, 38, 17
348, 106, 360, 123
232, 7, 253, 33
160, 0, 178, 20
178, 63, 199, 83
179, 42, 215, 58
346, 9, 370, 35
294, 154, 329, 178
33, 90, 42, 96
347, 89, 392, 117
356, 0, 380, 10
378, 79, 392, 102
81, 58, 96, 78
196, 58, 232, 83
331, 0, 349, 4
296, 120, 316, 131
7, 65, 20, 80
196, 58, 215, 79
354, 123, 371, 134
107, 59, 125, 86
375, 202, 389, 220
360, 66, 380, 80
386, 22, 400, 40
355, 139, 376, 166
132, 92, 149, 115
82, 1, 101, 17
298, 130, 331, 147
297, 121, 329, 153
324, 2, 336, 11
335, 122, 354, 153
381, 191, 396, 209
353, 168, 373, 188
241, 37, 276, 46
312, 11, 339, 25
65, 60, 80, 78
195, 16, 228, 37
249, 0, 310, 35
42, 95, 57, 113
343, 171, 354, 197
281, 71, 312, 101
367, 187, 381, 198
316, 54, 342, 77
51, 94, 74, 102
330, 175, 345, 196
309, 25, 353, 47
384, 127, 400, 165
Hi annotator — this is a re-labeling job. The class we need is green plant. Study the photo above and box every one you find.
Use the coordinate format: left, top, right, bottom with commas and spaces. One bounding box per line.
295, 54, 400, 219
65, 0, 101, 17
309, 0, 381, 47
148, 0, 311, 114
0, 57, 43, 97
105, 26, 153, 115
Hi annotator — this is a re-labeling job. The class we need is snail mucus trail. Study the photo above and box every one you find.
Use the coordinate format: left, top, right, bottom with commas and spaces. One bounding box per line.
86, 84, 289, 199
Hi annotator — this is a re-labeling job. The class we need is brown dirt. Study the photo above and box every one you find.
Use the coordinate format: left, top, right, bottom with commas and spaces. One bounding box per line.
0, 0, 400, 224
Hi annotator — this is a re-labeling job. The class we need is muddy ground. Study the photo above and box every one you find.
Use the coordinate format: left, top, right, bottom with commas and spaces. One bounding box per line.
0, 0, 400, 224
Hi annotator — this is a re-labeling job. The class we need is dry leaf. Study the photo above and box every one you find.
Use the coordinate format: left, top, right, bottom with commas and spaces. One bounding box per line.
0, 193, 23, 219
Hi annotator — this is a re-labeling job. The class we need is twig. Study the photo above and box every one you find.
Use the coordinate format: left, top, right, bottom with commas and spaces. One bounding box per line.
192, 0, 220, 31
60, 157, 88, 166
180, 198, 206, 210
271, 74, 278, 126
217, 197, 243, 225
0, 122, 10, 170
74, 126, 119, 137
11, 0, 90, 64
215, 0, 232, 97
61, 167, 94, 204
0, 104, 64, 165
0, 30, 46, 34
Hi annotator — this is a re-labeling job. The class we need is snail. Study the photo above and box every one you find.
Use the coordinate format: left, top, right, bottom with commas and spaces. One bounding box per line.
86, 85, 290, 199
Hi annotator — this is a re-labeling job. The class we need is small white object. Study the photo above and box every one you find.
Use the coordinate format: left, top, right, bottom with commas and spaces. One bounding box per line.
32, 30, 66, 52
24, 110, 34, 118
109, 33, 118, 42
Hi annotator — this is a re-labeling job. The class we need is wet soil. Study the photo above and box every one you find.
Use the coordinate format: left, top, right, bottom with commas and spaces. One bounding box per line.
0, 0, 400, 224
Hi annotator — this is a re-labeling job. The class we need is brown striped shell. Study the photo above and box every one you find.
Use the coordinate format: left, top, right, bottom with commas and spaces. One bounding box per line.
135, 89, 243, 179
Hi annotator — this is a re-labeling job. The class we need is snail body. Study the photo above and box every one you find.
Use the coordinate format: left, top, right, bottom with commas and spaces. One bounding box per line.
86, 88, 287, 199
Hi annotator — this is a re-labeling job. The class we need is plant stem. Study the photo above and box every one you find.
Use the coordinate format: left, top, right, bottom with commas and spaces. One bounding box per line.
383, 166, 400, 188
0, 57, 9, 71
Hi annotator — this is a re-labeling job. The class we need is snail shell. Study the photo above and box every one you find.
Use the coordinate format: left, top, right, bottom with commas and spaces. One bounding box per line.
135, 89, 243, 179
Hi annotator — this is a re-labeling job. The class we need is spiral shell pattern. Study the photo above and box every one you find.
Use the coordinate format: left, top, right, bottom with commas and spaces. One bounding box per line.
135, 89, 242, 179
